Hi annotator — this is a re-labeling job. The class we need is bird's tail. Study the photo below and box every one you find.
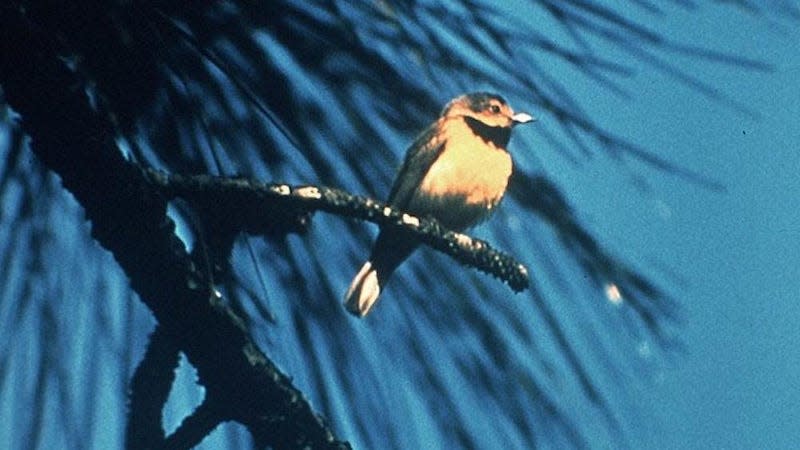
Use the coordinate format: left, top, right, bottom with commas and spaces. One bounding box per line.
344, 230, 418, 317
344, 261, 382, 317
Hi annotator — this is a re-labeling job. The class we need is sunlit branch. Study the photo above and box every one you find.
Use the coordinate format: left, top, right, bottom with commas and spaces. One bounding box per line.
146, 170, 531, 292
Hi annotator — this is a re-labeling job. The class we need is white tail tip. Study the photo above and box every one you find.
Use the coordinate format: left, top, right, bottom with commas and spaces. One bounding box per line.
344, 262, 381, 317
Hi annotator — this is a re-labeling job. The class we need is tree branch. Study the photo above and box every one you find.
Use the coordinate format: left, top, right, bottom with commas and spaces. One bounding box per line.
163, 399, 224, 450
0, 9, 348, 449
126, 325, 181, 449
145, 170, 531, 292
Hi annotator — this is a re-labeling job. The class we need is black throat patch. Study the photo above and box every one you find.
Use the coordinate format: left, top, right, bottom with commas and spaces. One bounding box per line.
464, 116, 512, 148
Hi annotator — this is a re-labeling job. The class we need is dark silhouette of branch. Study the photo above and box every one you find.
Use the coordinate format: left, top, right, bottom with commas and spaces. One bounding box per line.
162, 399, 224, 450
127, 325, 181, 449
0, 10, 348, 449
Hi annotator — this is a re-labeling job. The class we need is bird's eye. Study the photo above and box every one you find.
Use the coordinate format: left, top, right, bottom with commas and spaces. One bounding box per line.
489, 104, 501, 114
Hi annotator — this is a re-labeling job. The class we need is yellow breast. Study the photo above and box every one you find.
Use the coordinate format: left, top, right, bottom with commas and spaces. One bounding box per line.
412, 118, 512, 229
420, 119, 512, 204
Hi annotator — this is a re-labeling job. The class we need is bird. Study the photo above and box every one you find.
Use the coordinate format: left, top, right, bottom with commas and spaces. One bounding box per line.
344, 92, 534, 317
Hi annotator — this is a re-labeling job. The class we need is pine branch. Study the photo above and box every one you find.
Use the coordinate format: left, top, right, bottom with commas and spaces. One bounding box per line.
145, 170, 531, 292
0, 9, 348, 449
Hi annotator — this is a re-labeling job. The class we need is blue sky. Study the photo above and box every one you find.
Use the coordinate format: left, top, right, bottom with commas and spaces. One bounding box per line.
533, 6, 800, 449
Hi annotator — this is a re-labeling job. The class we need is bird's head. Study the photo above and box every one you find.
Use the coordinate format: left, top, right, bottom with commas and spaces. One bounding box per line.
442, 92, 535, 129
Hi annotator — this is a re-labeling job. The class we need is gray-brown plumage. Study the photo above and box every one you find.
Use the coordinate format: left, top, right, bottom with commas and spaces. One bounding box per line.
345, 93, 534, 316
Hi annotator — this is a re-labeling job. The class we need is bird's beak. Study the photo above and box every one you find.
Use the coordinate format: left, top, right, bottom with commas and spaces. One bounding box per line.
511, 112, 535, 125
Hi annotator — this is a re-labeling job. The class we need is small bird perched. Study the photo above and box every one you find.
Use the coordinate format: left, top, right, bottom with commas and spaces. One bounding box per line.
344, 92, 534, 317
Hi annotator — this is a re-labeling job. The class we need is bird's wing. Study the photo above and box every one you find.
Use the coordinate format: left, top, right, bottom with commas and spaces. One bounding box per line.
387, 121, 446, 208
